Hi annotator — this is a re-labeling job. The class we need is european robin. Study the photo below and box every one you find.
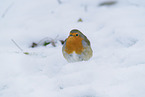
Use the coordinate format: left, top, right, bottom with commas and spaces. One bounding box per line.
62, 29, 93, 62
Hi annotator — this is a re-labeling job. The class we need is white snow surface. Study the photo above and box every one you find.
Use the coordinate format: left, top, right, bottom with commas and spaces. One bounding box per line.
1, 0, 145, 97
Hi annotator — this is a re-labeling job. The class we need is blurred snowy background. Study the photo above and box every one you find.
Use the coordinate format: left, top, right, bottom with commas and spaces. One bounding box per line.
0, 0, 145, 97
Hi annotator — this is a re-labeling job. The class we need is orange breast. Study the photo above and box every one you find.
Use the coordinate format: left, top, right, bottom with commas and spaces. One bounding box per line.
65, 36, 84, 54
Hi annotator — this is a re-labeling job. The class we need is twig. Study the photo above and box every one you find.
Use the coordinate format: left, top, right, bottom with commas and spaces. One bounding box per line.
11, 39, 23, 52
51, 35, 59, 47
11, 39, 29, 55
1, 2, 14, 18
54, 35, 59, 40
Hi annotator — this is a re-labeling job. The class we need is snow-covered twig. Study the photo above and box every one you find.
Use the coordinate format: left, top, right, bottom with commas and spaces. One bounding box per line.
11, 39, 29, 55
11, 39, 23, 52
1, 2, 14, 18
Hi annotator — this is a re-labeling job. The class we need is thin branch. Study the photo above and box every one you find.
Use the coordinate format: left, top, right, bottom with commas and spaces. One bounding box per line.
1, 2, 14, 18
11, 39, 23, 52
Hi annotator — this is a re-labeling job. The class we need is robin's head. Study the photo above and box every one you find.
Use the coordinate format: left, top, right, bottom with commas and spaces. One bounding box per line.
69, 29, 90, 46
67, 29, 83, 43
69, 29, 87, 39
69, 29, 79, 38
69, 29, 86, 38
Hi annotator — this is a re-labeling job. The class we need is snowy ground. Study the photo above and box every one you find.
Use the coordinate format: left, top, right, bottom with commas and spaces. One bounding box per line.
1, 0, 145, 97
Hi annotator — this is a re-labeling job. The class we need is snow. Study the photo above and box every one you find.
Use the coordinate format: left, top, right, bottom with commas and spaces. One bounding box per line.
1, 0, 145, 97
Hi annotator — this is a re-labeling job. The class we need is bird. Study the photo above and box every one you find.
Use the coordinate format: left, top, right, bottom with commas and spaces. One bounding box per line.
62, 29, 93, 62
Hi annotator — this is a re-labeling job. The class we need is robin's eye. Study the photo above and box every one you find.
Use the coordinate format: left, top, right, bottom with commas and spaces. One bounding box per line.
76, 34, 78, 36
70, 34, 73, 36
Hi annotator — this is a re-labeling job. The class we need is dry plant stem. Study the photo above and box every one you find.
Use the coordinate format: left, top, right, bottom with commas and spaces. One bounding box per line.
11, 39, 23, 52
2, 2, 14, 18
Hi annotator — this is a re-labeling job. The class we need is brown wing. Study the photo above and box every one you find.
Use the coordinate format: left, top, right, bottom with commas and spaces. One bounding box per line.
78, 31, 90, 46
